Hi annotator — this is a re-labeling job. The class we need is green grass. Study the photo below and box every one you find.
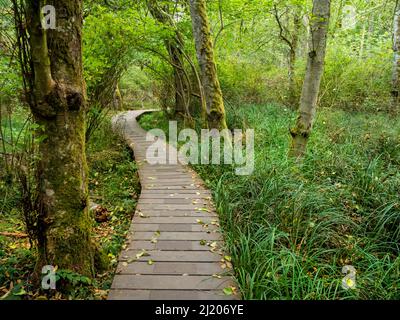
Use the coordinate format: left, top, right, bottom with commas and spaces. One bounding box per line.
139, 104, 400, 300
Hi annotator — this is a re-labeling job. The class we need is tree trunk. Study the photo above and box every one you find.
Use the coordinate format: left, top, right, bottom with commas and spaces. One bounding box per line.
113, 83, 123, 110
288, 47, 297, 106
189, 0, 227, 130
288, 14, 301, 107
167, 40, 187, 116
26, 0, 94, 277
289, 0, 331, 158
147, 0, 189, 117
392, 0, 400, 109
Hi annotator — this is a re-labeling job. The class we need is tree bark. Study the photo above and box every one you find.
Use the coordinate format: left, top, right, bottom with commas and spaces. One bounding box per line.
189, 0, 227, 130
25, 0, 94, 277
392, 0, 400, 109
147, 0, 189, 117
113, 83, 123, 110
288, 14, 301, 107
289, 0, 331, 158
273, 5, 302, 108
166, 40, 187, 116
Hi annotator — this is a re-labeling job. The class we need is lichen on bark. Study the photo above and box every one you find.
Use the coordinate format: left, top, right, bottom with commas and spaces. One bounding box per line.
25, 0, 95, 278
189, 0, 227, 130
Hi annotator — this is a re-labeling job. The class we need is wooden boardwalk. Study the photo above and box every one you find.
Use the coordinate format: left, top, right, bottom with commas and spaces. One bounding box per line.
107, 110, 238, 300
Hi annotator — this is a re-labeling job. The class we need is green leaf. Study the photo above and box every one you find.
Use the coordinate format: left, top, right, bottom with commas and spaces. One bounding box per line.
223, 287, 233, 296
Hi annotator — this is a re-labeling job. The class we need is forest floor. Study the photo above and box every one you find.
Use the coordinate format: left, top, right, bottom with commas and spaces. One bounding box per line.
0, 111, 140, 299
139, 103, 400, 300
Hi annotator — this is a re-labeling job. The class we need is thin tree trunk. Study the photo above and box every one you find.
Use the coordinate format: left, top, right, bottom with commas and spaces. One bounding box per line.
189, 0, 227, 130
289, 0, 331, 158
392, 0, 400, 109
147, 0, 189, 117
167, 41, 187, 116
288, 47, 297, 106
25, 0, 94, 277
288, 14, 301, 107
113, 83, 123, 110
273, 5, 302, 108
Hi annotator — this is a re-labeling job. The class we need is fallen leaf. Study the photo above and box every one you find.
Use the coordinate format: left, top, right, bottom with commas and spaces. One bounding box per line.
135, 250, 150, 260
223, 287, 234, 296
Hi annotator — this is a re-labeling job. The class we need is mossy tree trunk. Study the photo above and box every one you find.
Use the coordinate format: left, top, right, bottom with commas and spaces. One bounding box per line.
289, 0, 331, 158
392, 0, 400, 109
189, 0, 227, 130
26, 0, 94, 277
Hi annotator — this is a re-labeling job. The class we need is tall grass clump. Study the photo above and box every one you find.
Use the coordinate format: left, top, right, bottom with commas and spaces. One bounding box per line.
141, 104, 399, 300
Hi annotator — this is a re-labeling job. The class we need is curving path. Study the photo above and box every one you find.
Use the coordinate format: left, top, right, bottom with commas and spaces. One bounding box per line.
107, 110, 238, 300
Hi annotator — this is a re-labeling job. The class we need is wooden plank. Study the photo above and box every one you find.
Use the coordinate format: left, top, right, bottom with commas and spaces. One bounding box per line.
127, 240, 222, 251
111, 275, 232, 290
116, 261, 225, 275
138, 198, 209, 205
141, 189, 211, 194
133, 211, 217, 218
132, 217, 218, 224
130, 231, 221, 241
137, 204, 213, 210
130, 223, 218, 232
140, 194, 212, 199
143, 187, 201, 191
120, 250, 222, 262
108, 289, 234, 300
